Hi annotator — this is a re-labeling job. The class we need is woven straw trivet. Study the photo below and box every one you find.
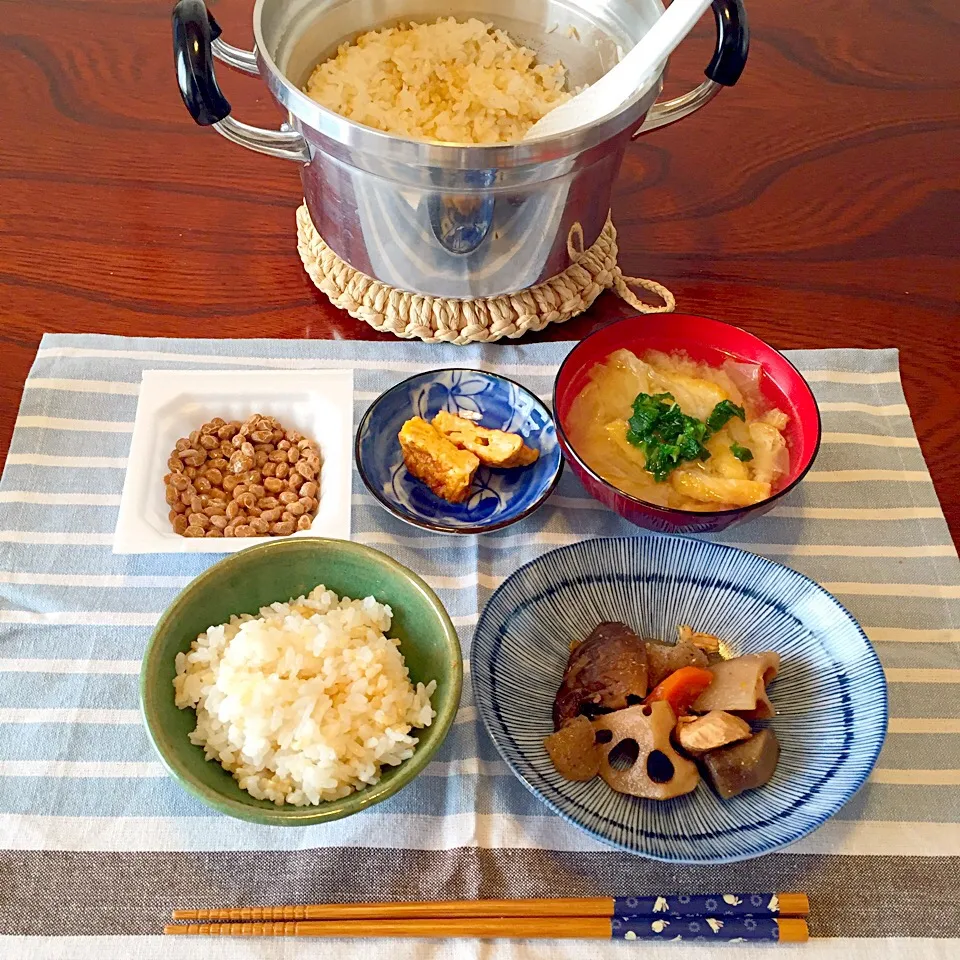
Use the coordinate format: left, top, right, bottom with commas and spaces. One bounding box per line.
296, 203, 675, 345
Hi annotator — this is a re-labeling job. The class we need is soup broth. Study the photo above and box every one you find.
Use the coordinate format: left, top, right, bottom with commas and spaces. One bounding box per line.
566, 350, 790, 512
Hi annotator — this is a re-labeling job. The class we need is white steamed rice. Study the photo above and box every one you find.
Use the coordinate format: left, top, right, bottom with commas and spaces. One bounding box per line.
173, 585, 436, 806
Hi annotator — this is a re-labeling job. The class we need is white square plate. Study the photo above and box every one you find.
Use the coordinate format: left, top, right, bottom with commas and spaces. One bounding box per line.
113, 369, 353, 553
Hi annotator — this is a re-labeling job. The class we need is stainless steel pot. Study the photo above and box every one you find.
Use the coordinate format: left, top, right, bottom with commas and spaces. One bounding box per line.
173, 0, 748, 298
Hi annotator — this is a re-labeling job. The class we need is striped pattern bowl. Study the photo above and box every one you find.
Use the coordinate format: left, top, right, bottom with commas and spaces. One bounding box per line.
472, 536, 888, 863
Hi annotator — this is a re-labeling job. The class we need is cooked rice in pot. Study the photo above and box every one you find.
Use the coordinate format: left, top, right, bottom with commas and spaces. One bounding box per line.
304, 17, 573, 144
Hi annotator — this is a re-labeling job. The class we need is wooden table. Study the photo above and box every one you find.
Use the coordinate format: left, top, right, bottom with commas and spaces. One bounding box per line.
1, 0, 957, 537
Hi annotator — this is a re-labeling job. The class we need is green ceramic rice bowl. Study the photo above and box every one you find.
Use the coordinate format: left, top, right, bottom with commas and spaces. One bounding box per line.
140, 538, 462, 825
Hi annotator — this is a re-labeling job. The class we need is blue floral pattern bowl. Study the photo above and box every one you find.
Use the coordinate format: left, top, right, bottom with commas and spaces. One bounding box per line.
472, 536, 888, 863
356, 369, 563, 534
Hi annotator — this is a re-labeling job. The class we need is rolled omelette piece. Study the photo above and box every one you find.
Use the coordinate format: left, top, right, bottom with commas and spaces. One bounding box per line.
432, 410, 539, 468
399, 417, 479, 503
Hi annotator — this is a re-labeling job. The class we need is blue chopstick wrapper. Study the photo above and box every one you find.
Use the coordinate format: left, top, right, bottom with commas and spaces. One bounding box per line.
613, 893, 784, 918
612, 916, 781, 942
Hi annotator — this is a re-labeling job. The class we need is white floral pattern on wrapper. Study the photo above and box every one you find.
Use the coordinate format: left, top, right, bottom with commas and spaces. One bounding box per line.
614, 916, 781, 943
612, 894, 784, 918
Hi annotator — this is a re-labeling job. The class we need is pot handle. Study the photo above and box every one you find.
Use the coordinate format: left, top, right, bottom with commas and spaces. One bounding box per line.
172, 0, 310, 162
633, 0, 748, 137
212, 37, 260, 76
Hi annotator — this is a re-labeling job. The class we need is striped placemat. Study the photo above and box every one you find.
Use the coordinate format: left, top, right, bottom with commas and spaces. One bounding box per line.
0, 334, 957, 959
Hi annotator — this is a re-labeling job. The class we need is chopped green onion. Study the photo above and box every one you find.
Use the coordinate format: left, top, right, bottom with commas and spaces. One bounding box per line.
624, 394, 750, 482
706, 399, 746, 433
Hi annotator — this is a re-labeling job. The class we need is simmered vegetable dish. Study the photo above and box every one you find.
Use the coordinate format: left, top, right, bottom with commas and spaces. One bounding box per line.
544, 621, 781, 801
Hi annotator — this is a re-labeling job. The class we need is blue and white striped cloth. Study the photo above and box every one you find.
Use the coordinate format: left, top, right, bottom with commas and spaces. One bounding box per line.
1, 334, 958, 959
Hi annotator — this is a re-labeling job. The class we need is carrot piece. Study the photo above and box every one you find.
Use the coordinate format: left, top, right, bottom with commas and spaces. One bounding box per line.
644, 666, 714, 715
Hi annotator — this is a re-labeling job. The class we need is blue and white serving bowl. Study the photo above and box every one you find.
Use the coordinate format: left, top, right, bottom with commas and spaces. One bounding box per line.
356, 369, 562, 534
472, 536, 888, 863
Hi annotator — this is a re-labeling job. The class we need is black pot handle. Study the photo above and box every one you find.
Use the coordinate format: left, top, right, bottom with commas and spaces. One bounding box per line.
170, 0, 310, 160
634, 0, 749, 137
172, 0, 231, 125
706, 0, 749, 87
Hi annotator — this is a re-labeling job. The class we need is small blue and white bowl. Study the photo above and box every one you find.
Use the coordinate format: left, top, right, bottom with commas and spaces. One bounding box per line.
356, 368, 563, 535
472, 535, 889, 863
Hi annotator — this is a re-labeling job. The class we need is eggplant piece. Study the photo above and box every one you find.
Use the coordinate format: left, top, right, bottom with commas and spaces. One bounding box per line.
553, 622, 649, 729
701, 728, 781, 799
676, 710, 752, 754
593, 701, 700, 800
543, 715, 600, 781
690, 652, 781, 715
645, 639, 710, 688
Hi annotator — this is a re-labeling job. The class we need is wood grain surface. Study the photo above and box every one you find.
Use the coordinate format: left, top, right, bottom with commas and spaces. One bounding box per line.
0, 0, 957, 536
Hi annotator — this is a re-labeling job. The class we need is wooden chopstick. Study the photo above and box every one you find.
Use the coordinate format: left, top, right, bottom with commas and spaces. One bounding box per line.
163, 916, 809, 942
172, 892, 809, 923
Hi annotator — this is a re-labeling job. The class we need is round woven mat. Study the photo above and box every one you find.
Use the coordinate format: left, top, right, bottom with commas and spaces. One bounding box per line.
296, 204, 675, 345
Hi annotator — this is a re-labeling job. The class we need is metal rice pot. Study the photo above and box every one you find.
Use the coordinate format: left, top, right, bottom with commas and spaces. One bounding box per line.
173, 0, 748, 298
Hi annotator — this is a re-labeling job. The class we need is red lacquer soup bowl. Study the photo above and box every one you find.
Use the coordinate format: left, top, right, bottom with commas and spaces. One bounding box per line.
553, 314, 822, 534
